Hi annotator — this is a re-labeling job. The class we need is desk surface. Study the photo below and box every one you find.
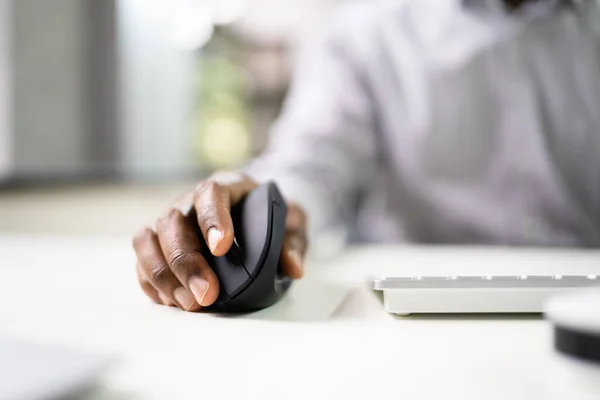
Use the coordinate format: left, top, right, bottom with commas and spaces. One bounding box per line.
1, 235, 600, 400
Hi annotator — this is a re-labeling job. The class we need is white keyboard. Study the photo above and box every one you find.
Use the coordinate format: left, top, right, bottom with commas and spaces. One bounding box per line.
370, 274, 600, 315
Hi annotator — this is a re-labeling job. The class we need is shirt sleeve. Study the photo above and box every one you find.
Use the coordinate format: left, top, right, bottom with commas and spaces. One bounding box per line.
242, 9, 379, 247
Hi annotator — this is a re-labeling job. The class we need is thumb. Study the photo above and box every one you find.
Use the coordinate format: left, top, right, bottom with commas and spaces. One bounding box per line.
279, 233, 306, 279
279, 202, 308, 279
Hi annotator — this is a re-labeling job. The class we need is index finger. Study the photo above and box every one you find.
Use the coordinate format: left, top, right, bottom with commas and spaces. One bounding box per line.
193, 172, 257, 257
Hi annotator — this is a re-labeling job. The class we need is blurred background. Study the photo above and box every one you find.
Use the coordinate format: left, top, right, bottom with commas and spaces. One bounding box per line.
0, 0, 348, 237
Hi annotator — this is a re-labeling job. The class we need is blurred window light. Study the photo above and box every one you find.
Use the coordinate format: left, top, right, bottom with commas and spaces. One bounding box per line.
201, 117, 250, 167
172, 0, 246, 50
172, 0, 214, 51
212, 0, 246, 26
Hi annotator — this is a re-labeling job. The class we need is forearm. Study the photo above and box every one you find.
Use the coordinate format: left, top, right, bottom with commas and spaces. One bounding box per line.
241, 5, 378, 256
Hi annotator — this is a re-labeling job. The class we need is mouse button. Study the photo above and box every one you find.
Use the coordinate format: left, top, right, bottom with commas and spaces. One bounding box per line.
239, 186, 272, 277
245, 195, 287, 280
212, 255, 253, 298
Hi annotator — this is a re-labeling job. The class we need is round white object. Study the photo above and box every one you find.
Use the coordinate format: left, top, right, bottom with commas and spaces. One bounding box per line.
545, 289, 600, 335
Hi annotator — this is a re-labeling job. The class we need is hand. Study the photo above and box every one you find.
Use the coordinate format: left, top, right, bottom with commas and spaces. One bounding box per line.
132, 172, 308, 311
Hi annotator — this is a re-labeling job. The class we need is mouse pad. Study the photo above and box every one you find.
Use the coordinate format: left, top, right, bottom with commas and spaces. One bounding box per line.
214, 278, 349, 322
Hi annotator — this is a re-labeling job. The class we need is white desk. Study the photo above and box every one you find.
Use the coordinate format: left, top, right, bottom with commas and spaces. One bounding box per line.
1, 235, 599, 400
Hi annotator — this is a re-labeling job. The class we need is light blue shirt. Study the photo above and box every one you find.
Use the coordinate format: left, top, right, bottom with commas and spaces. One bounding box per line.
245, 0, 600, 248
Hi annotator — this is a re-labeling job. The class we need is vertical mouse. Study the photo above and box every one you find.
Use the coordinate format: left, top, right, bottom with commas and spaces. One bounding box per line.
203, 181, 292, 312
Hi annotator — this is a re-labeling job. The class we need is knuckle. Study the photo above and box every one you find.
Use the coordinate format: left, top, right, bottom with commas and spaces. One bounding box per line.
210, 171, 248, 186
138, 273, 149, 287
139, 278, 153, 294
168, 251, 192, 274
286, 229, 308, 251
132, 227, 154, 250
149, 263, 171, 286
156, 208, 184, 230
195, 179, 220, 197
197, 203, 220, 227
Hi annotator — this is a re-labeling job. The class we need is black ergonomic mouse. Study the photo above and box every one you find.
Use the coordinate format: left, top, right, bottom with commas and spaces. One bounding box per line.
203, 181, 292, 313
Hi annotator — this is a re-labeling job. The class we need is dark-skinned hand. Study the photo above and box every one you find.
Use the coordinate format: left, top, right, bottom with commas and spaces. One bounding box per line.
132, 172, 307, 311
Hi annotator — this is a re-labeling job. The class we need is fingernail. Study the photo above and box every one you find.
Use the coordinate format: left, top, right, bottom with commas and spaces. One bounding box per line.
173, 287, 196, 311
288, 249, 303, 273
159, 292, 174, 306
208, 228, 223, 253
189, 276, 210, 306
